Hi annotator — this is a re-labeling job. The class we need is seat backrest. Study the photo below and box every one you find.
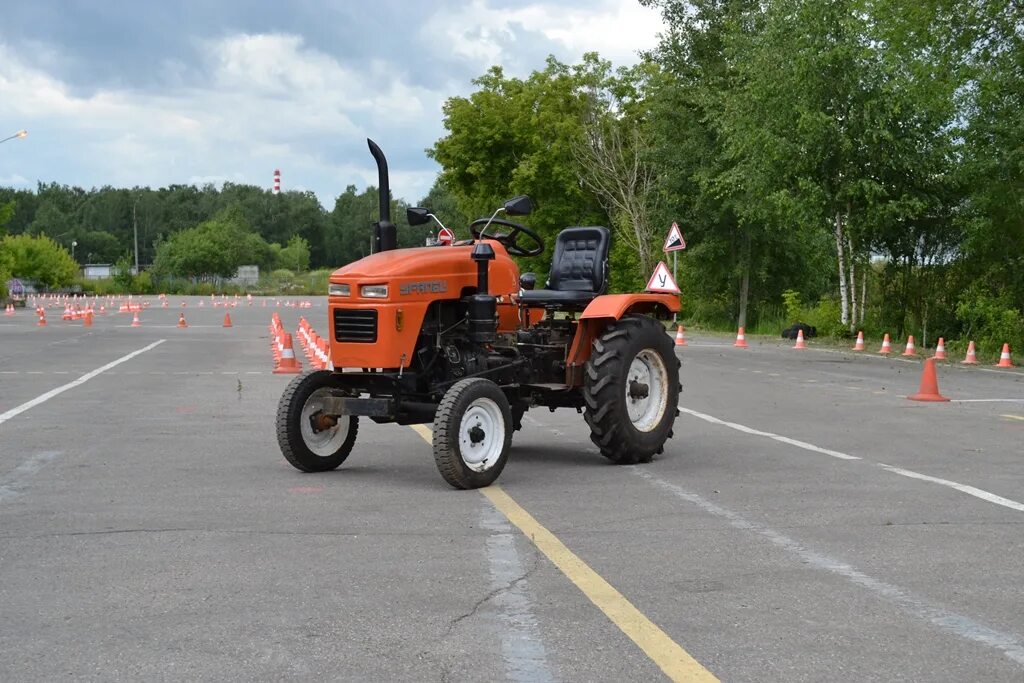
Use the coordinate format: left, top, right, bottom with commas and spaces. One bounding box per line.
547, 226, 610, 293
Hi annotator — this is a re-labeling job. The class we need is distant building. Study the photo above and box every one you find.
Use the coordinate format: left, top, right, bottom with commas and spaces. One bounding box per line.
82, 264, 114, 280
231, 265, 259, 285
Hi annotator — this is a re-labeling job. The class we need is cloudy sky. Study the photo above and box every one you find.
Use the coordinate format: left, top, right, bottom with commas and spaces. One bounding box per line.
0, 0, 663, 208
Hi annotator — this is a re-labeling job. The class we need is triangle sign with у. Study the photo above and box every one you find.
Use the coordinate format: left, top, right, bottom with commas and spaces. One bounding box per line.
663, 222, 686, 252
646, 261, 680, 294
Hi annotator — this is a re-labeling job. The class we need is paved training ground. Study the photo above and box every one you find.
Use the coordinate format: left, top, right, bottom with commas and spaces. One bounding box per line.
2, 297, 1023, 681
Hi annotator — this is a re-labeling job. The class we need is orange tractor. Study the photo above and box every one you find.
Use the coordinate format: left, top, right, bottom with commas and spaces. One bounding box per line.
277, 140, 681, 488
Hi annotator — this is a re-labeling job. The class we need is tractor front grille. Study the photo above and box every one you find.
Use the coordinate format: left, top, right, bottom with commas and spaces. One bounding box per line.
333, 308, 378, 343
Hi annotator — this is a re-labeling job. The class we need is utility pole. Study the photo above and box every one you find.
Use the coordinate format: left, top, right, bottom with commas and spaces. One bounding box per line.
133, 199, 139, 274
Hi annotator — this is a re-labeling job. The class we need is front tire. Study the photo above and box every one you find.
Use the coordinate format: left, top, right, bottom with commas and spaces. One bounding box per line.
583, 316, 680, 464
432, 378, 512, 489
277, 370, 358, 472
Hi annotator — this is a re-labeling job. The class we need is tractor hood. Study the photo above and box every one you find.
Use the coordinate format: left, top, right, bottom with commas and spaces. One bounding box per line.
331, 243, 496, 281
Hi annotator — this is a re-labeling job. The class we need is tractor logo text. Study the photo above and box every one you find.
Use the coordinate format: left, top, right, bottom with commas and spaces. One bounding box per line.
400, 280, 448, 295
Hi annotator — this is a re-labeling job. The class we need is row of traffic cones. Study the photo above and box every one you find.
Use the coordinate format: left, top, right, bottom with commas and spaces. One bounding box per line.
680, 324, 1016, 368
296, 317, 333, 370
270, 313, 301, 374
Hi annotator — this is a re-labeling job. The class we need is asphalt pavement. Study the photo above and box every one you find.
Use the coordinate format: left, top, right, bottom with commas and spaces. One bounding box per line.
2, 296, 1023, 682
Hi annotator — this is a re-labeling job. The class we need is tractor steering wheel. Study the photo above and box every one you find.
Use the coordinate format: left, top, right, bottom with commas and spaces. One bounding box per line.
469, 218, 545, 257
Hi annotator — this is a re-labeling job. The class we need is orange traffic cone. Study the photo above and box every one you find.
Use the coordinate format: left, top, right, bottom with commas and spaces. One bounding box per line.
961, 341, 979, 365
273, 333, 302, 374
223, 312, 233, 328
851, 330, 865, 351
674, 325, 687, 347
878, 334, 892, 354
933, 338, 947, 360
902, 335, 917, 357
37, 310, 47, 327
83, 310, 93, 327
131, 311, 141, 327
793, 329, 807, 349
4, 303, 13, 316
177, 313, 188, 328
908, 357, 950, 402
733, 326, 748, 348
995, 343, 1014, 368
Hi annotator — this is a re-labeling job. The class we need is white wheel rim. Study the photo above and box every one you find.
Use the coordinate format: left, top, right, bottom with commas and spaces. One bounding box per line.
626, 349, 669, 432
458, 397, 505, 472
299, 387, 350, 457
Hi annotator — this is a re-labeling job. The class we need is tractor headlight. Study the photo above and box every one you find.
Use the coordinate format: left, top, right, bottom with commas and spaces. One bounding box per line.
361, 284, 389, 299
328, 283, 350, 296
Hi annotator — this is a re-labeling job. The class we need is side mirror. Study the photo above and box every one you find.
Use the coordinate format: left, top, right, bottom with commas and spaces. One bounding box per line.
503, 195, 533, 217
406, 207, 432, 226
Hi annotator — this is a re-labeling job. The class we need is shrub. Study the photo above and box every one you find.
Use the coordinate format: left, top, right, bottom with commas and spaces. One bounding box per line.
955, 286, 1024, 358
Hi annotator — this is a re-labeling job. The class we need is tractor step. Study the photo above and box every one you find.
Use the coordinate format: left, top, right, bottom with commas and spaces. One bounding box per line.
320, 396, 393, 417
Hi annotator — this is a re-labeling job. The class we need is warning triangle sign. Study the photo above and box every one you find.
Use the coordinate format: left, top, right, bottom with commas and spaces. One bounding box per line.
646, 261, 680, 294
437, 227, 454, 245
663, 222, 686, 252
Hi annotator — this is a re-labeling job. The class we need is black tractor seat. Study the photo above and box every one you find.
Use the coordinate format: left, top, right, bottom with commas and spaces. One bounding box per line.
518, 226, 610, 310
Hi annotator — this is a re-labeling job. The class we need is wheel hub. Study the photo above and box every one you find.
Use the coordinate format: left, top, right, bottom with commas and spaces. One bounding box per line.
629, 380, 650, 400
469, 425, 486, 444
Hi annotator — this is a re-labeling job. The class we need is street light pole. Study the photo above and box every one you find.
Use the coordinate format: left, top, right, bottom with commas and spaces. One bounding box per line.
71, 240, 78, 261
0, 130, 28, 145
133, 200, 139, 274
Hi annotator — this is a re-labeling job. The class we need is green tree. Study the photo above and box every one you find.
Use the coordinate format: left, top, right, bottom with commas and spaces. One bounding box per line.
0, 233, 79, 288
0, 200, 13, 236
277, 235, 311, 272
430, 57, 608, 277
112, 252, 135, 291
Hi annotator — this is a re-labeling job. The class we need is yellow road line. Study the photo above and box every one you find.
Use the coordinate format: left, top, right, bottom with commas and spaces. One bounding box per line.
1000, 414, 1024, 422
411, 425, 718, 682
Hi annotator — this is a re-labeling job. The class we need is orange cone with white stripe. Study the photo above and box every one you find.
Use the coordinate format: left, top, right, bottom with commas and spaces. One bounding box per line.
177, 313, 188, 328
901, 335, 917, 357
908, 357, 950, 402
733, 326, 748, 348
223, 312, 233, 328
878, 333, 892, 354
961, 341, 978, 365
933, 338, 947, 360
273, 333, 301, 374
995, 343, 1014, 368
83, 310, 93, 327
37, 310, 47, 326
851, 331, 864, 351
131, 311, 141, 327
793, 329, 807, 349
674, 325, 687, 347
4, 303, 13, 316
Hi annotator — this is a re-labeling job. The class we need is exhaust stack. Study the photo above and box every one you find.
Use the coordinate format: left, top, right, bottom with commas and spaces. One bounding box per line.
367, 138, 397, 253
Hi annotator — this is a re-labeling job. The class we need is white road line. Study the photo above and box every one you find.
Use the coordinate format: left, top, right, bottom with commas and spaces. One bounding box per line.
878, 464, 1024, 513
0, 340, 166, 427
677, 406, 860, 460
678, 404, 1024, 514
951, 399, 1024, 404
634, 469, 1024, 667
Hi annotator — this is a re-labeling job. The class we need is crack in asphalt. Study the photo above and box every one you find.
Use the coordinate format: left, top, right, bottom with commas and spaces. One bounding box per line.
442, 546, 543, 638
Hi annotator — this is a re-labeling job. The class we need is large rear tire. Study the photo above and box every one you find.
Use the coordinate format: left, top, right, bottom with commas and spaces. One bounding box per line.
277, 370, 358, 472
432, 378, 512, 489
583, 316, 680, 464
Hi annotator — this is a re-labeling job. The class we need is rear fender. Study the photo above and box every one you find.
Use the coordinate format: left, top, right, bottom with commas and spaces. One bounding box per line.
565, 293, 680, 385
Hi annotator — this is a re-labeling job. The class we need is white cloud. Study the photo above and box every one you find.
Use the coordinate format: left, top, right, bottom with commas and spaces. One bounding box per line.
422, 0, 663, 72
0, 1, 663, 205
